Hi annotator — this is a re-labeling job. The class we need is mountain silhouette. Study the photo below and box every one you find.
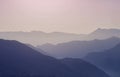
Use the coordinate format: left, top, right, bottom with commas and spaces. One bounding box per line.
0, 39, 109, 77
0, 31, 84, 45
1, 28, 120, 45
88, 28, 120, 40
84, 43, 120, 77
38, 37, 120, 58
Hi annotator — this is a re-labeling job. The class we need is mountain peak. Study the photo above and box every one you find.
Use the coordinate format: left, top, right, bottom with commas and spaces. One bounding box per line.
89, 28, 120, 38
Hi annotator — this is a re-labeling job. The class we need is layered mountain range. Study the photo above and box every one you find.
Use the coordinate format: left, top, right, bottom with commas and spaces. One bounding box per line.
37, 37, 120, 58
84, 43, 120, 77
0, 39, 109, 77
0, 28, 120, 45
1, 28, 120, 77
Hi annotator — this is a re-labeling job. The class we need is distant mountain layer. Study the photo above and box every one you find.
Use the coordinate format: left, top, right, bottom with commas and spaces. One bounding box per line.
0, 39, 109, 77
1, 28, 120, 45
37, 37, 120, 58
0, 31, 84, 45
84, 43, 120, 77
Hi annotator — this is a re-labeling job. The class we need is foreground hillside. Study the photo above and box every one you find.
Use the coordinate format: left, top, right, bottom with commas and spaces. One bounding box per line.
0, 39, 109, 77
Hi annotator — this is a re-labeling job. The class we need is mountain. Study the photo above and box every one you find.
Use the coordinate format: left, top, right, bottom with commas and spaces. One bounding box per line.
87, 28, 120, 40
0, 31, 84, 46
61, 58, 109, 77
1, 28, 120, 45
37, 37, 120, 58
27, 44, 49, 56
0, 39, 109, 77
84, 43, 120, 77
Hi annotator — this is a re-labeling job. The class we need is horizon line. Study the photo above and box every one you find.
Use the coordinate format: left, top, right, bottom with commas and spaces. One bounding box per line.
0, 28, 120, 35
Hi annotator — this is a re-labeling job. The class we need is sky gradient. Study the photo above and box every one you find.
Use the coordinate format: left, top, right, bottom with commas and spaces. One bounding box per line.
0, 0, 120, 34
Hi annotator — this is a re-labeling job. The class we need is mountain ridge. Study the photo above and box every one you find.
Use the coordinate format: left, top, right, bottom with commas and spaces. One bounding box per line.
0, 28, 120, 45
0, 39, 110, 77
37, 37, 120, 58
84, 43, 120, 77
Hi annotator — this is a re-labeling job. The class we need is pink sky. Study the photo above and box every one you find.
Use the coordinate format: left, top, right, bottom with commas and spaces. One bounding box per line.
0, 0, 120, 33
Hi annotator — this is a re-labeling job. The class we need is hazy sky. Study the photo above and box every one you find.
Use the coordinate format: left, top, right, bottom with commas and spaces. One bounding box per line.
0, 0, 120, 34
